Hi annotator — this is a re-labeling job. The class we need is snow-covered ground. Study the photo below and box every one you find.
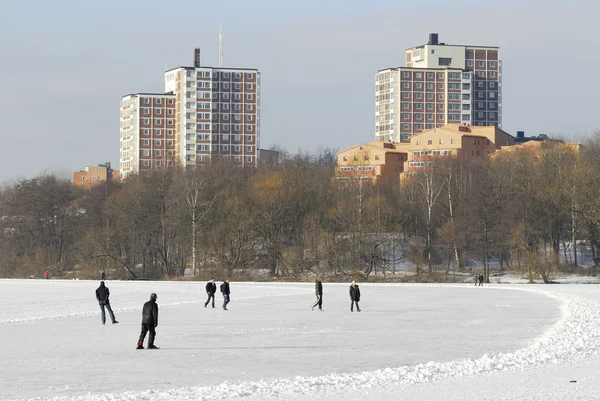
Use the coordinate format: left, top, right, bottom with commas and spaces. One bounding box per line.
1, 279, 600, 400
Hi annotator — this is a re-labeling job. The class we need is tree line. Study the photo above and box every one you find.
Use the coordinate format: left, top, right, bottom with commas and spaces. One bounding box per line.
1, 137, 599, 283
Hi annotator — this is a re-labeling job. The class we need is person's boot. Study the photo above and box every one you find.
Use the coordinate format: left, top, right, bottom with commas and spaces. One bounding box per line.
112, 320, 119, 324
148, 344, 160, 349
136, 341, 144, 350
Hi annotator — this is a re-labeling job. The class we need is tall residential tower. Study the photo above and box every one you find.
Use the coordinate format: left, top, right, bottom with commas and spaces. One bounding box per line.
120, 48, 260, 179
376, 33, 501, 142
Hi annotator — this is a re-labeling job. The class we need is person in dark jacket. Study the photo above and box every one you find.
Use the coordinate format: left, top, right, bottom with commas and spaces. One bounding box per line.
478, 273, 484, 286
312, 276, 323, 311
474, 274, 478, 286
95, 281, 118, 325
220, 279, 231, 310
349, 281, 361, 312
137, 293, 159, 349
101, 271, 106, 281
205, 278, 217, 308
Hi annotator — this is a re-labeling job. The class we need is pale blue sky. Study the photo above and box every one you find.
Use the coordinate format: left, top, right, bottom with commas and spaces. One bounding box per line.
0, 0, 597, 181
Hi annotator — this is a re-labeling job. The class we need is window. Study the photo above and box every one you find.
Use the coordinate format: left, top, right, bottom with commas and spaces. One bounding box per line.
439, 57, 452, 66
403, 72, 410, 78
478, 71, 485, 78
438, 83, 444, 89
168, 109, 173, 115
143, 108, 150, 115
143, 150, 149, 156
246, 104, 253, 111
245, 125, 252, 131
451, 138, 456, 144
478, 61, 485, 67
426, 113, 433, 120
168, 99, 174, 104
427, 72, 433, 79
223, 83, 230, 89
155, 129, 160, 136
156, 109, 162, 115
439, 139, 444, 144
234, 83, 241, 90
403, 124, 409, 130
438, 94, 444, 100
427, 93, 434, 100
427, 140, 433, 145
489, 61, 496, 68
415, 83, 423, 89
415, 93, 422, 99
223, 145, 229, 151
402, 113, 409, 119
438, 104, 444, 110
155, 119, 161, 125
247, 73, 254, 79
235, 73, 241, 79
143, 98, 150, 104
246, 83, 253, 90
246, 156, 252, 162
490, 81, 496, 88
234, 104, 241, 111
222, 72, 230, 79
466, 60, 473, 67
246, 94, 253, 100
403, 92, 409, 99
143, 129, 149, 136
235, 145, 241, 151
247, 145, 252, 152
477, 81, 485, 88
415, 103, 422, 110
402, 103, 409, 110
403, 82, 409, 89
155, 150, 161, 156
143, 118, 149, 125
415, 72, 422, 79
438, 114, 445, 121
246, 135, 252, 141
415, 113, 422, 120
247, 115, 253, 121
490, 92, 496, 99
427, 83, 434, 89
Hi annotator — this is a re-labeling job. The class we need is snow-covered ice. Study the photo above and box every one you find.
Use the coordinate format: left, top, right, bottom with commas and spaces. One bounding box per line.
1, 279, 600, 400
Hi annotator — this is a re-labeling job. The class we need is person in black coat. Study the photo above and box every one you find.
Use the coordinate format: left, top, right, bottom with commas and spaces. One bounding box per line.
95, 281, 118, 325
220, 279, 231, 310
349, 281, 361, 312
101, 271, 106, 281
137, 293, 159, 349
312, 276, 323, 311
478, 273, 484, 286
204, 278, 217, 308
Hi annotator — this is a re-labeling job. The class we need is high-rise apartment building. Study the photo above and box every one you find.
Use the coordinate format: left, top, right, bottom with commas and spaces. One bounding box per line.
165, 49, 260, 168
376, 34, 501, 142
120, 49, 260, 179
120, 93, 176, 179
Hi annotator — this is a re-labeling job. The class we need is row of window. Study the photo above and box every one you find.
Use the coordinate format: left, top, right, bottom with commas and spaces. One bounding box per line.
142, 149, 173, 157
191, 104, 254, 112
196, 145, 254, 152
339, 166, 377, 172
143, 108, 174, 116
190, 93, 255, 101
191, 82, 255, 90
197, 134, 254, 142
466, 60, 497, 68
141, 139, 174, 147
191, 71, 255, 80
80, 176, 104, 181
184, 154, 254, 163
413, 150, 454, 157
141, 160, 175, 167
141, 98, 174, 105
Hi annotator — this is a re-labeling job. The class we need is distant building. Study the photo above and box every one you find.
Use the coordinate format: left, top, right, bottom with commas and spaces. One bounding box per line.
514, 131, 554, 144
336, 141, 408, 184
120, 93, 177, 179
491, 139, 582, 160
376, 33, 501, 142
336, 124, 514, 183
73, 162, 120, 189
121, 48, 260, 179
258, 149, 280, 165
402, 124, 514, 179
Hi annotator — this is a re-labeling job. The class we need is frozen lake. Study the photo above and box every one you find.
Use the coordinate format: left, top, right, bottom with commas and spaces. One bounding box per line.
0, 280, 575, 400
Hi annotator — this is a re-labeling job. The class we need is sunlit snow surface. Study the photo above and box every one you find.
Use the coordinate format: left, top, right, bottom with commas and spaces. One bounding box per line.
2, 279, 600, 400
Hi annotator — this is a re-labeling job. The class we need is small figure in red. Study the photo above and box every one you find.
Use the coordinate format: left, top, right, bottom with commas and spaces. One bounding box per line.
43, 271, 49, 280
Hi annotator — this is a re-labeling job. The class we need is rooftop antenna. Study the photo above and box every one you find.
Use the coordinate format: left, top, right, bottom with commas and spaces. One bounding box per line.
219, 25, 223, 68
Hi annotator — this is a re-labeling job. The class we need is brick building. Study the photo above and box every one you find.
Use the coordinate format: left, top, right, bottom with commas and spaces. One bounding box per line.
73, 162, 120, 189
376, 33, 501, 142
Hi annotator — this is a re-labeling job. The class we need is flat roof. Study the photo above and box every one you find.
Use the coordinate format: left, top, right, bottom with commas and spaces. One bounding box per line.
407, 44, 499, 50
121, 92, 175, 98
165, 65, 259, 73
377, 66, 465, 73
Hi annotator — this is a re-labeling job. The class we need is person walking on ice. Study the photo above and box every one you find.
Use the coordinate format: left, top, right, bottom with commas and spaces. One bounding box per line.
95, 281, 118, 325
205, 278, 217, 308
350, 281, 361, 312
474, 274, 478, 286
478, 273, 484, 286
220, 279, 231, 310
312, 276, 323, 311
137, 293, 159, 349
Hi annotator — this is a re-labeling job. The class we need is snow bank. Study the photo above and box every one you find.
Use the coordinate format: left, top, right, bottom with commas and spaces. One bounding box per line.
27, 285, 600, 401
